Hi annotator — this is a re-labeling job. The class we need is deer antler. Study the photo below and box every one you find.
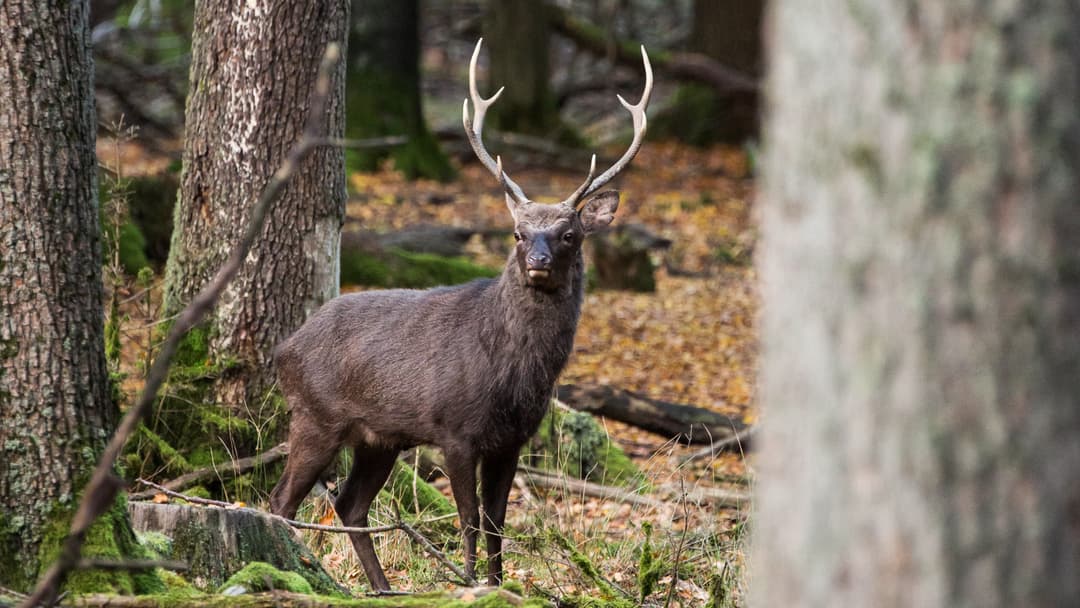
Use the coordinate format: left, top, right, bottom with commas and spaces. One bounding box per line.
463, 40, 653, 211
462, 38, 529, 207
564, 45, 653, 209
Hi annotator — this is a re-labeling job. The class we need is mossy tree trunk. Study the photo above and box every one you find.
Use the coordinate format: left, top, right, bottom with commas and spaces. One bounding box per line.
0, 0, 136, 591
347, 0, 454, 181
654, 0, 762, 145
162, 0, 348, 425
484, 0, 572, 142
754, 2, 1080, 606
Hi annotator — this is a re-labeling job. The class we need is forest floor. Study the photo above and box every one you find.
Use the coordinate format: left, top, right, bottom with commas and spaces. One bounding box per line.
106, 138, 758, 607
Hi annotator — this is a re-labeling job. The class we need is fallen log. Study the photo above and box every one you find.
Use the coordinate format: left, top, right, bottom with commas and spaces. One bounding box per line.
556, 383, 753, 448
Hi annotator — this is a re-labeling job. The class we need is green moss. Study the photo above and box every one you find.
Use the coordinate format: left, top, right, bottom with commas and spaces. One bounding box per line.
219, 562, 312, 594
636, 522, 661, 602
341, 248, 499, 289
532, 407, 646, 489
138, 531, 173, 559
346, 64, 455, 182
379, 462, 457, 542
158, 569, 201, 599
548, 530, 622, 602
36, 496, 164, 595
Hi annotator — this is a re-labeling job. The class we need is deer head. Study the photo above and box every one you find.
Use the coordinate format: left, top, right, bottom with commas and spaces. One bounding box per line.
462, 39, 653, 291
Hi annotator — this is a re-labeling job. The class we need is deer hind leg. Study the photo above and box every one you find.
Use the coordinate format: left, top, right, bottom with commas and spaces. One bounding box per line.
269, 413, 340, 519
481, 449, 519, 585
335, 444, 398, 592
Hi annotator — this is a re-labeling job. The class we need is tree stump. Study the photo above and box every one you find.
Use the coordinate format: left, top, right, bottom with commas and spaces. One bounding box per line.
127, 502, 341, 595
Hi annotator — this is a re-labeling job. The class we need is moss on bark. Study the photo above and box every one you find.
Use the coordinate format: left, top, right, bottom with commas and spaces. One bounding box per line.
35, 496, 164, 596
531, 407, 645, 489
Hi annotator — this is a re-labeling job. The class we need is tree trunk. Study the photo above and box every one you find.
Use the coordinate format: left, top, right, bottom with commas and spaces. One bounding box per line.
346, 0, 454, 181
754, 3, 1080, 607
654, 0, 762, 144
0, 0, 130, 591
484, 0, 575, 142
162, 0, 348, 421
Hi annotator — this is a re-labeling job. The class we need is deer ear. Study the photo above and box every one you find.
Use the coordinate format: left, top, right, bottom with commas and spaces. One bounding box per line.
579, 191, 619, 234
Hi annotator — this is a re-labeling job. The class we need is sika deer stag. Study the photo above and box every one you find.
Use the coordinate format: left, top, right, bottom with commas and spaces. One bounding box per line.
270, 39, 652, 590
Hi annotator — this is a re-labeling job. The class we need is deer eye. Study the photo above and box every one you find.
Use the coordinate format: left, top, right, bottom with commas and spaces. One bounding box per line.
563, 231, 575, 243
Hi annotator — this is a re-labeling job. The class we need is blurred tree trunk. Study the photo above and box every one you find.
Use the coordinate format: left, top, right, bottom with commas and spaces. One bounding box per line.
163, 0, 348, 422
0, 0, 135, 592
484, 0, 576, 143
347, 0, 454, 181
654, 0, 762, 144
755, 2, 1080, 607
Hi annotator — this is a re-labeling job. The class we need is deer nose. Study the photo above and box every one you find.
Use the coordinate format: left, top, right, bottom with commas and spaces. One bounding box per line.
527, 252, 551, 268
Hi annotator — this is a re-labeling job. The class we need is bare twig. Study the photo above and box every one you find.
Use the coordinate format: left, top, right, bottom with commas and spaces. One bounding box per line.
681, 426, 758, 463
308, 135, 407, 149
20, 44, 343, 608
128, 443, 290, 501
398, 520, 476, 587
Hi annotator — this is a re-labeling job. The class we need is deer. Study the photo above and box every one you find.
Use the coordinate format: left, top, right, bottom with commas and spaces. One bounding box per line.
269, 39, 652, 591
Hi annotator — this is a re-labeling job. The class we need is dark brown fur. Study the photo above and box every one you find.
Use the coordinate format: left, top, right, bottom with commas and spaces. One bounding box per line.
269, 192, 620, 589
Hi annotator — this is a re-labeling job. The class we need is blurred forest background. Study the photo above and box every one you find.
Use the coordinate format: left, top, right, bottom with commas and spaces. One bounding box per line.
2, 0, 760, 606
5, 1, 1077, 607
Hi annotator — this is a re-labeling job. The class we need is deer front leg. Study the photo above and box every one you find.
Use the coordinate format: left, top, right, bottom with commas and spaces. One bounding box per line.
481, 450, 519, 585
444, 446, 480, 583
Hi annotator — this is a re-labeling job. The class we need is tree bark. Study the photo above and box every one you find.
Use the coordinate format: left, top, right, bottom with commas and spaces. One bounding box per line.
346, 0, 454, 181
0, 0, 116, 589
653, 0, 763, 144
162, 0, 348, 418
755, 3, 1080, 607
484, 0, 574, 142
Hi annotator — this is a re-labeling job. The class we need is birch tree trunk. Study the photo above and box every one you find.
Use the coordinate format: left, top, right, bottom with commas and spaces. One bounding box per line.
162, 0, 348, 417
754, 3, 1080, 607
0, 0, 113, 589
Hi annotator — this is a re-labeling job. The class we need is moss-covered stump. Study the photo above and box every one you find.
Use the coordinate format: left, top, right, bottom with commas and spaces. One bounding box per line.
127, 502, 341, 595
529, 402, 646, 489
379, 461, 457, 542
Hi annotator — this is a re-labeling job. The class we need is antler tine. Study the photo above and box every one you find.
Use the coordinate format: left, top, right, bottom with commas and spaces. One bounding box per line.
462, 38, 529, 204
561, 154, 597, 209
580, 45, 654, 200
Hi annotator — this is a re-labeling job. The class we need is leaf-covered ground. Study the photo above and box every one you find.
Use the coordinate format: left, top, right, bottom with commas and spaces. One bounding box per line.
104, 138, 758, 606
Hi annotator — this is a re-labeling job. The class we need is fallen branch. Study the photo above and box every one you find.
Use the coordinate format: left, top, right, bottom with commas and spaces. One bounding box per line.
66, 587, 523, 608
21, 44, 344, 608
556, 383, 753, 447
680, 426, 758, 463
129, 443, 290, 501
518, 466, 664, 509
546, 3, 759, 93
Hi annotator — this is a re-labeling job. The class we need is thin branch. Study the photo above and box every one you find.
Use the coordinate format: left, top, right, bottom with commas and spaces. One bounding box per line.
547, 2, 759, 93
20, 44, 343, 608
398, 521, 476, 587
517, 467, 665, 509
128, 443, 290, 501
308, 135, 407, 149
